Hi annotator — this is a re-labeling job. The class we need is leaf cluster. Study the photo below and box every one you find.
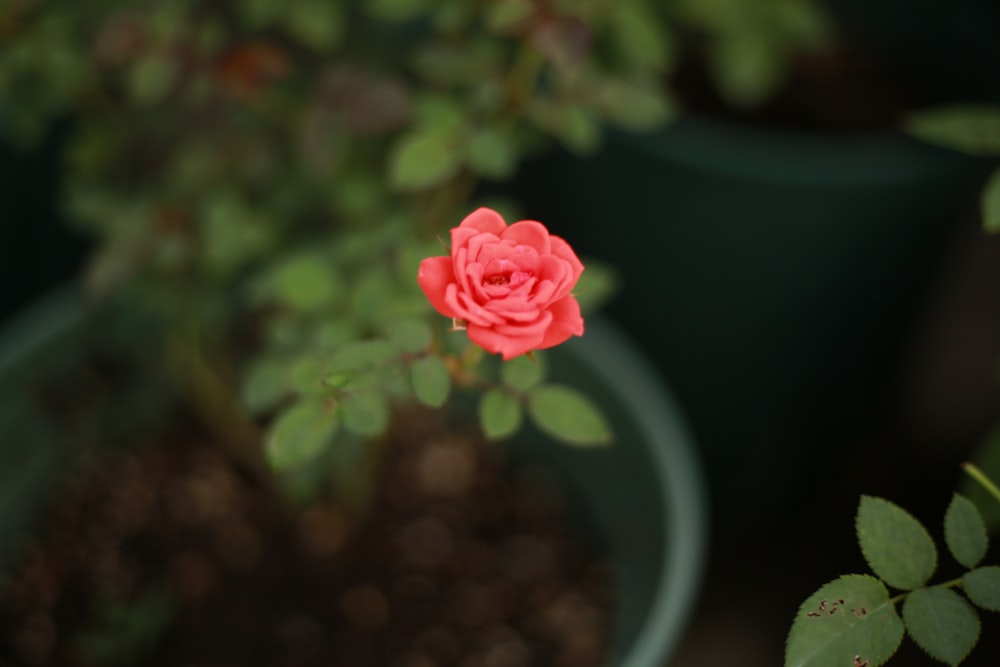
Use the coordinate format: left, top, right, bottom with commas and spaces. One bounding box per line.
786, 482, 1000, 667
1, 0, 646, 509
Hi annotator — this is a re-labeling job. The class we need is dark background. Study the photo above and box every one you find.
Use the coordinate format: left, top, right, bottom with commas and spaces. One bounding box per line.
3, 1, 1000, 665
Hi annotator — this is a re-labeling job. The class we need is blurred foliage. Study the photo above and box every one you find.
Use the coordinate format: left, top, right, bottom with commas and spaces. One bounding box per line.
0, 0, 677, 505
906, 105, 1000, 231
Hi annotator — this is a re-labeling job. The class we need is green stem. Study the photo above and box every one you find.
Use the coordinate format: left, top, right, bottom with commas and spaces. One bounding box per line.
888, 577, 964, 605
962, 462, 1000, 505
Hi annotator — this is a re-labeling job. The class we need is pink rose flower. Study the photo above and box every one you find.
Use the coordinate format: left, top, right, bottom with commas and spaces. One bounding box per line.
418, 207, 585, 360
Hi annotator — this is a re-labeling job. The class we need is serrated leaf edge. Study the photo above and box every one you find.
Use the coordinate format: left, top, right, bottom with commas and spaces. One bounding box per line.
902, 586, 980, 667
785, 574, 903, 667
856, 495, 938, 591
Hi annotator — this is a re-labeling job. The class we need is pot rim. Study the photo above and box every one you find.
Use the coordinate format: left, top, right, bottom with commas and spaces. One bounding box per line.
565, 318, 707, 666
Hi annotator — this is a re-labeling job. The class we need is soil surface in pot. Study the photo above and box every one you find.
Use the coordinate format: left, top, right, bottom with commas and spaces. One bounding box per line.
0, 406, 612, 667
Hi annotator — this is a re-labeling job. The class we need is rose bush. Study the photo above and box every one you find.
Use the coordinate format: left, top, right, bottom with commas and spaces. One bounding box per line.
418, 207, 586, 360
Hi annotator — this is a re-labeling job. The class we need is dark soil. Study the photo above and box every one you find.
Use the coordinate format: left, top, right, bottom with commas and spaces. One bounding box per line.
0, 406, 612, 667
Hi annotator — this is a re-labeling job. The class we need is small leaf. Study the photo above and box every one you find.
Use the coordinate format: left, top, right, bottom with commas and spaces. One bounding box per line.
856, 496, 937, 590
260, 253, 340, 312
486, 0, 534, 32
902, 586, 980, 666
366, 0, 433, 22
708, 32, 784, 110
340, 391, 390, 437
572, 258, 620, 313
242, 357, 291, 415
388, 125, 464, 192
963, 566, 1000, 612
593, 78, 676, 132
466, 127, 517, 180
981, 168, 1000, 233
284, 0, 343, 52
266, 400, 339, 471
127, 55, 178, 106
944, 494, 988, 569
326, 340, 400, 376
527, 384, 612, 446
387, 318, 433, 354
785, 574, 903, 667
479, 388, 522, 440
500, 353, 545, 392
905, 105, 1000, 156
612, 0, 673, 71
411, 355, 450, 408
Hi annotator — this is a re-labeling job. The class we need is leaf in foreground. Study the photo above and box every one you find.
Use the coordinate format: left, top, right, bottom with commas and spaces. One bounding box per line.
902, 586, 979, 666
526, 384, 612, 446
785, 574, 903, 667
943, 493, 988, 569
856, 496, 937, 590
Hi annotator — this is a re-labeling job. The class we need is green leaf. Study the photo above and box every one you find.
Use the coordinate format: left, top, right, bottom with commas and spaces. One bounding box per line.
411, 355, 450, 408
572, 258, 620, 313
126, 55, 178, 106
527, 384, 612, 446
485, 0, 534, 32
261, 253, 340, 312
479, 388, 522, 440
593, 78, 676, 132
944, 494, 988, 569
366, 0, 434, 22
905, 105, 1000, 156
388, 125, 464, 191
856, 496, 937, 590
327, 340, 400, 376
556, 105, 601, 156
981, 168, 1000, 233
340, 391, 390, 437
902, 586, 980, 666
387, 318, 433, 354
241, 357, 291, 415
963, 566, 1000, 612
785, 574, 903, 667
530, 100, 601, 156
960, 427, 1000, 530
466, 127, 517, 180
708, 32, 784, 110
500, 353, 545, 392
289, 356, 328, 394
266, 400, 339, 471
284, 0, 344, 52
612, 0, 673, 71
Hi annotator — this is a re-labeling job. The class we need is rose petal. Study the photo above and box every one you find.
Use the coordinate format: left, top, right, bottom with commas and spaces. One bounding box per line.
459, 207, 507, 235
444, 284, 506, 326
538, 255, 573, 299
550, 235, 584, 283
484, 294, 540, 321
528, 279, 557, 306
467, 311, 552, 360
417, 256, 458, 318
502, 220, 551, 254
537, 295, 584, 350
467, 232, 503, 265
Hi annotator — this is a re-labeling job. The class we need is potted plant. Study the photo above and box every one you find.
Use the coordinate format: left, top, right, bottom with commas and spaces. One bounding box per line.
512, 0, 994, 516
0, 1, 705, 665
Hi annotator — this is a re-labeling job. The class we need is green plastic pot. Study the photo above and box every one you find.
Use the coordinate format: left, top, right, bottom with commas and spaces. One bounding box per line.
517, 117, 988, 515
0, 291, 706, 667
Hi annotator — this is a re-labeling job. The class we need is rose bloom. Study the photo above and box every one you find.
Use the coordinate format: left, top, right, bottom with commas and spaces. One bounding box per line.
418, 207, 585, 360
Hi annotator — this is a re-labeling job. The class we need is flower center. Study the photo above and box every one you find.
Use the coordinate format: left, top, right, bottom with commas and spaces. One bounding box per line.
483, 274, 509, 286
